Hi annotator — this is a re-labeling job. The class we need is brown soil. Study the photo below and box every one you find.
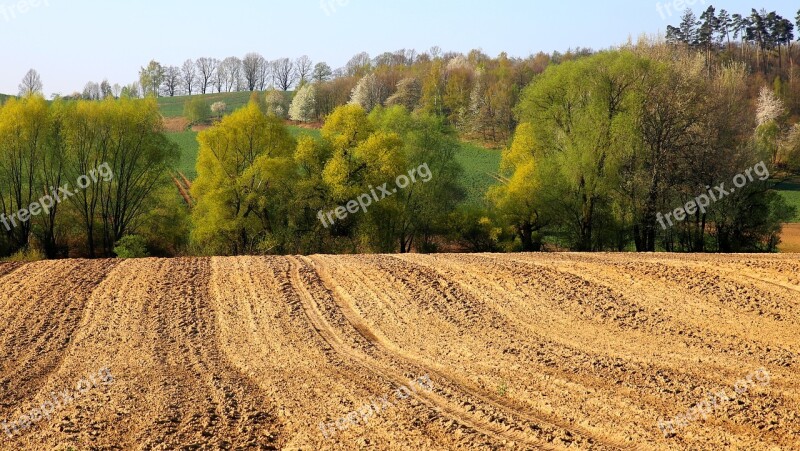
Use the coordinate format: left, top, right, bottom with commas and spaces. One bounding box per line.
285, 120, 323, 129
1, 254, 798, 450
163, 117, 190, 133
779, 223, 800, 253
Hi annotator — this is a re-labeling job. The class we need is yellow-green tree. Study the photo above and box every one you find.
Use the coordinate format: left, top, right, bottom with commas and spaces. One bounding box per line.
0, 95, 51, 252
489, 122, 551, 251
320, 104, 463, 252
191, 101, 297, 254
513, 51, 643, 250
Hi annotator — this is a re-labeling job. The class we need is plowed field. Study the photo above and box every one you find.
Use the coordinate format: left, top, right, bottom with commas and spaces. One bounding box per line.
1, 254, 798, 450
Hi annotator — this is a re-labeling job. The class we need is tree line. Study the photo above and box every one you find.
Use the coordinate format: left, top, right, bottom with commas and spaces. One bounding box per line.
34, 47, 591, 148
190, 102, 462, 255
0, 96, 181, 259
666, 6, 798, 75
490, 41, 798, 253
7, 17, 800, 257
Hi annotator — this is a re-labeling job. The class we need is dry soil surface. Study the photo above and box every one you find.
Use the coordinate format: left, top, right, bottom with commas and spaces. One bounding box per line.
0, 253, 798, 450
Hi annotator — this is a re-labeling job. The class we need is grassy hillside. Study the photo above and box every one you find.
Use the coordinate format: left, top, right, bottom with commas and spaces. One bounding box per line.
157, 91, 293, 118
455, 142, 502, 207
776, 177, 800, 223
158, 91, 256, 118
167, 131, 201, 178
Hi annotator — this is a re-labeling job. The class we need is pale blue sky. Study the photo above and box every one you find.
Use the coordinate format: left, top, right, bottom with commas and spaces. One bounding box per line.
0, 0, 792, 95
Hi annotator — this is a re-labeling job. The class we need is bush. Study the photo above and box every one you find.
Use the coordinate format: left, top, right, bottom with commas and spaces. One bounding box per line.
211, 101, 227, 120
184, 98, 210, 125
2, 247, 45, 262
114, 235, 150, 259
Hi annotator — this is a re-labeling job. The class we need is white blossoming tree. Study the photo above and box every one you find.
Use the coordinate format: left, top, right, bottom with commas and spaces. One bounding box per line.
755, 87, 786, 165
756, 86, 785, 127
289, 84, 316, 122
211, 101, 227, 120
349, 73, 384, 112
265, 89, 289, 119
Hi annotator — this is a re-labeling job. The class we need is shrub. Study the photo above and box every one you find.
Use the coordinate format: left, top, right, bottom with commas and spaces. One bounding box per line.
114, 235, 150, 259
2, 247, 45, 262
184, 98, 210, 125
265, 89, 289, 119
211, 101, 227, 120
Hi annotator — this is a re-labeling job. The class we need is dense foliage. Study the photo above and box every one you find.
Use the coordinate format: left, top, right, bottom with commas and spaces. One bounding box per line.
7, 4, 800, 257
0, 96, 179, 258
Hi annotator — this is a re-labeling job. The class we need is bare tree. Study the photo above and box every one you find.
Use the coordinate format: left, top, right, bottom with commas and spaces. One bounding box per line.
82, 81, 101, 100
221, 57, 242, 92
18, 69, 43, 96
272, 58, 296, 91
196, 57, 217, 94
100, 79, 113, 99
242, 52, 267, 91
214, 61, 226, 93
257, 58, 271, 90
295, 55, 313, 85
181, 59, 197, 95
161, 66, 181, 97
345, 52, 371, 76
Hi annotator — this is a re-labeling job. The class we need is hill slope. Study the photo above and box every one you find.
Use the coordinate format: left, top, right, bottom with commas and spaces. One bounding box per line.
0, 254, 798, 449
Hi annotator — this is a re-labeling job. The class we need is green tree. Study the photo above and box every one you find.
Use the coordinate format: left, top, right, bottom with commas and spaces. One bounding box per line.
319, 105, 463, 252
62, 98, 179, 256
515, 51, 643, 250
139, 60, 165, 98
489, 123, 552, 251
191, 101, 297, 254
0, 95, 51, 252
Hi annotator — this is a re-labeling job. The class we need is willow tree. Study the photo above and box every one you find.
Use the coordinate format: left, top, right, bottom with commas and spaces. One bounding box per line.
488, 123, 554, 251
191, 101, 297, 255
513, 51, 644, 250
0, 95, 51, 252
320, 105, 462, 252
62, 98, 178, 256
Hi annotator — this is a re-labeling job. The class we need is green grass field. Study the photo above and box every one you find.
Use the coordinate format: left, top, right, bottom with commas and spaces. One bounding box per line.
288, 126, 321, 141
167, 131, 201, 178
158, 91, 257, 118
455, 142, 502, 207
157, 91, 294, 118
775, 177, 800, 223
